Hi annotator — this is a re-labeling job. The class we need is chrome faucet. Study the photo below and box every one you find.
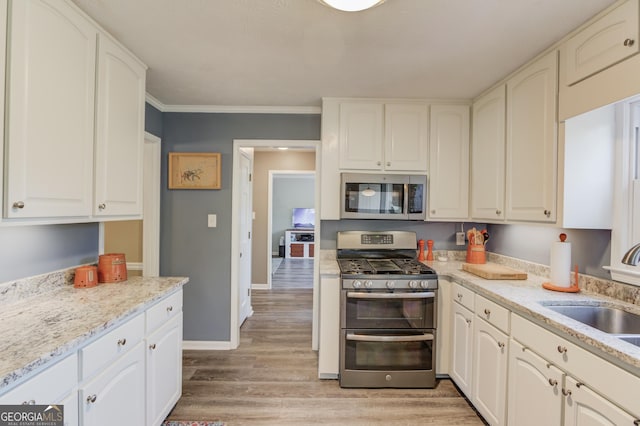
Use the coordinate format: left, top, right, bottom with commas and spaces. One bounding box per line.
621, 243, 640, 266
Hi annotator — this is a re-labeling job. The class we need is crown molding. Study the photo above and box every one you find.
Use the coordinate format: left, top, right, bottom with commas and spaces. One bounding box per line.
144, 93, 321, 114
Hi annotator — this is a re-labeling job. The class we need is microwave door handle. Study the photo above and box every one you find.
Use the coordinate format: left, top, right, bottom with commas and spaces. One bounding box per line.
346, 333, 435, 343
347, 291, 435, 299
403, 183, 409, 217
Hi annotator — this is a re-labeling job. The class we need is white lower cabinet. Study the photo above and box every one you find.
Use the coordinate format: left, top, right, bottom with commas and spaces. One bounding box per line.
563, 375, 637, 426
0, 353, 79, 426
147, 313, 183, 426
507, 339, 563, 426
472, 318, 508, 426
318, 275, 340, 378
450, 301, 474, 396
80, 342, 146, 425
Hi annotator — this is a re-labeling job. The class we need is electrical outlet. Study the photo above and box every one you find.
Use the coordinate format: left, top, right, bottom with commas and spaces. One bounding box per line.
208, 214, 217, 228
456, 231, 465, 246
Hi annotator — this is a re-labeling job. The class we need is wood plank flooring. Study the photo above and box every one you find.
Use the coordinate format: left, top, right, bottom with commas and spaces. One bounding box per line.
271, 258, 313, 289
167, 283, 486, 425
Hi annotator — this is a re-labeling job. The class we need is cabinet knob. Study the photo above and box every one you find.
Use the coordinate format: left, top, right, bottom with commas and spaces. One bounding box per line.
98, 203, 106, 210
117, 338, 127, 346
457, 293, 463, 300
86, 394, 97, 403
624, 38, 635, 47
386, 162, 391, 167
496, 209, 502, 215
484, 308, 491, 316
548, 378, 558, 387
465, 318, 472, 325
377, 161, 382, 166
561, 388, 572, 397
167, 306, 174, 312
498, 342, 505, 348
633, 420, 640, 426
13, 201, 25, 209
544, 209, 551, 217
431, 210, 436, 214
21, 400, 36, 405
557, 345, 567, 354
149, 343, 157, 350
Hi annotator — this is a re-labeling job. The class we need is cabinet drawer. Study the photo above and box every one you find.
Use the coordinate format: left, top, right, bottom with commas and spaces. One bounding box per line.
452, 283, 475, 311
511, 314, 640, 418
146, 289, 183, 333
81, 313, 144, 379
0, 353, 77, 405
475, 295, 509, 333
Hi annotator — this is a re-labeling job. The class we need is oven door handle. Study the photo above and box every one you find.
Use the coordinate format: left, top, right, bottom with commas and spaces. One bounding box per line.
346, 291, 435, 299
346, 333, 435, 343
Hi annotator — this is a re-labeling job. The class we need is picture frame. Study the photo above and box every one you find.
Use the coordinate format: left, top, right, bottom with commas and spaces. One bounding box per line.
168, 152, 221, 189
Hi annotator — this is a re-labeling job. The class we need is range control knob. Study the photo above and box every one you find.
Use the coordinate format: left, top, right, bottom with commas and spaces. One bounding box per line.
408, 280, 419, 289
352, 280, 362, 289
364, 280, 373, 289
386, 280, 395, 289
420, 280, 430, 289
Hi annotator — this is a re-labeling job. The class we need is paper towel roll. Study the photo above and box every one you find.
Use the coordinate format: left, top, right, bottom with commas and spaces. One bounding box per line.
550, 241, 571, 287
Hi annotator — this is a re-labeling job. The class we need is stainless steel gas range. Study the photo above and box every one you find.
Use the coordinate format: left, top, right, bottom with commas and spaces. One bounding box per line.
337, 230, 438, 388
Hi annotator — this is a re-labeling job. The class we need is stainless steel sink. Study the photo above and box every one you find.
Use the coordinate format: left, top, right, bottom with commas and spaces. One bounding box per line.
618, 336, 640, 348
543, 304, 640, 335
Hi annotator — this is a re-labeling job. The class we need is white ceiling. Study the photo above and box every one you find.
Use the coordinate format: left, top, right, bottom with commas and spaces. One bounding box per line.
71, 0, 617, 108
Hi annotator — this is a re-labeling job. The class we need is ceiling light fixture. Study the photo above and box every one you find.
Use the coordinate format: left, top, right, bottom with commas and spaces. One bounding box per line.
319, 0, 385, 12
361, 187, 376, 197
277, 147, 289, 150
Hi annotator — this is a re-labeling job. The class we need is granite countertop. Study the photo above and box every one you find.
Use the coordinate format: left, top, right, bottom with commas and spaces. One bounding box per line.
319, 249, 640, 374
0, 275, 189, 391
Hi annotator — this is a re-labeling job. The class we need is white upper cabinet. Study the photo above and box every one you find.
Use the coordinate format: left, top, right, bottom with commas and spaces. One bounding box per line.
338, 100, 428, 172
384, 103, 429, 171
471, 85, 506, 222
562, 0, 639, 86
94, 34, 146, 217
428, 104, 470, 220
339, 102, 385, 170
505, 50, 558, 223
4, 0, 97, 218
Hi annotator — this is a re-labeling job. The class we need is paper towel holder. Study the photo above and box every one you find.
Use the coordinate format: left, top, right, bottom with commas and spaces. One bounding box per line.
543, 264, 580, 293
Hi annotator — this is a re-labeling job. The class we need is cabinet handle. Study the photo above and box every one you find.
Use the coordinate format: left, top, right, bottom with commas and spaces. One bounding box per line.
484, 308, 491, 316
465, 318, 472, 325
149, 343, 157, 350
98, 203, 106, 210
624, 38, 635, 47
167, 306, 174, 312
557, 345, 567, 354
86, 394, 97, 403
575, 382, 583, 388
496, 209, 501, 215
21, 400, 36, 405
498, 342, 505, 348
13, 201, 25, 209
548, 378, 558, 387
117, 338, 127, 346
561, 388, 572, 397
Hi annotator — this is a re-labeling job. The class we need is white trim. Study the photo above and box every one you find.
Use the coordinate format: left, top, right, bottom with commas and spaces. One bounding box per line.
252, 283, 269, 290
182, 340, 234, 350
143, 94, 320, 115
98, 222, 105, 255
143, 132, 162, 277
126, 262, 143, 271
231, 139, 321, 351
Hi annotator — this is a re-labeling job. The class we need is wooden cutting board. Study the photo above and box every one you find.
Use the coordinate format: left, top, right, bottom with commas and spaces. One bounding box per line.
462, 263, 528, 280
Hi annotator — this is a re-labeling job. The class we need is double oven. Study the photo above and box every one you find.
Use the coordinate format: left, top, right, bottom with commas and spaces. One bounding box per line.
337, 231, 438, 388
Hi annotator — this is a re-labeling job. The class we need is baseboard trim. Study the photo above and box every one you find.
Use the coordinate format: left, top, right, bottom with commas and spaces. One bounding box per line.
182, 340, 234, 350
252, 283, 269, 290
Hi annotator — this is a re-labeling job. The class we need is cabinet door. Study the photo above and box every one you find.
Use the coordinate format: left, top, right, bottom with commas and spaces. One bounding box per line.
339, 102, 384, 170
450, 302, 474, 397
94, 34, 146, 217
318, 276, 340, 378
471, 85, 506, 221
147, 313, 183, 426
506, 50, 558, 222
5, 0, 96, 218
428, 105, 470, 219
472, 318, 508, 426
507, 339, 563, 426
81, 342, 145, 426
564, 375, 638, 426
384, 103, 428, 171
563, 0, 639, 86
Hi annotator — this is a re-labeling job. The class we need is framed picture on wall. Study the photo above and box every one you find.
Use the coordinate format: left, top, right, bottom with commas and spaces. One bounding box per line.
168, 152, 221, 189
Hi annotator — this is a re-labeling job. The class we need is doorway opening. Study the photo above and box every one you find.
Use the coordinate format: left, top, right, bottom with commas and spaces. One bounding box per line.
230, 139, 320, 350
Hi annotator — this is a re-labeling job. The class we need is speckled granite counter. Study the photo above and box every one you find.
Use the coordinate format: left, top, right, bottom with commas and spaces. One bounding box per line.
0, 272, 188, 391
320, 249, 640, 374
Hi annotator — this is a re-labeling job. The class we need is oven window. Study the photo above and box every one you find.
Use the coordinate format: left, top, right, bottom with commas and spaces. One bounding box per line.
344, 293, 435, 329
343, 330, 434, 371
344, 182, 404, 214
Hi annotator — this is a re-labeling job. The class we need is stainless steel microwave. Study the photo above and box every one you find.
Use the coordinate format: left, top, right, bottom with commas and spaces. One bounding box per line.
340, 173, 427, 220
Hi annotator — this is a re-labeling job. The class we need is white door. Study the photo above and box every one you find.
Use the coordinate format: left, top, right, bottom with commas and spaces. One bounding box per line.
143, 133, 161, 277
239, 150, 253, 325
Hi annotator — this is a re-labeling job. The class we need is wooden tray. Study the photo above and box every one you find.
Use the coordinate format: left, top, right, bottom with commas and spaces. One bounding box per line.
462, 263, 528, 280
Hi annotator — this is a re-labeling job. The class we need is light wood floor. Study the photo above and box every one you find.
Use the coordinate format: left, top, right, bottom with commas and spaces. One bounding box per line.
167, 283, 486, 425
272, 258, 314, 289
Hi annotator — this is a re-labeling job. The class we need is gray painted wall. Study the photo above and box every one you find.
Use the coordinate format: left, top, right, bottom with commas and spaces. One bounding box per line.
0, 223, 99, 283
159, 112, 320, 341
145, 103, 163, 138
272, 176, 315, 253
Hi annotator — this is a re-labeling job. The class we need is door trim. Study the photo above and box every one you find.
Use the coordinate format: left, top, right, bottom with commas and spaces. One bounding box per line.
230, 139, 321, 350
143, 131, 161, 276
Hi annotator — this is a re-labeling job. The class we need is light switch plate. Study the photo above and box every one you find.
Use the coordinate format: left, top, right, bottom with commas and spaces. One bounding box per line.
208, 214, 217, 228
456, 232, 465, 246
